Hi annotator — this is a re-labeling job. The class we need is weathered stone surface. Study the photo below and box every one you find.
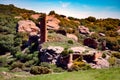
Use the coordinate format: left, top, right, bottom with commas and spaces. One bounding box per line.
90, 58, 109, 69
31, 14, 41, 20
47, 46, 64, 54
18, 20, 40, 36
84, 38, 98, 49
66, 34, 78, 41
46, 15, 60, 30
78, 26, 90, 34
70, 47, 86, 54
39, 46, 64, 64
117, 29, 120, 35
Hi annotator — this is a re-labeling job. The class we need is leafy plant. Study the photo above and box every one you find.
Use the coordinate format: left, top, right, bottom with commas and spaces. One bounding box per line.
30, 66, 51, 75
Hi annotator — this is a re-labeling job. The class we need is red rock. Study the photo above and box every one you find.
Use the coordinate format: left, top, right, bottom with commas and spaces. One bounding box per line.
18, 20, 40, 36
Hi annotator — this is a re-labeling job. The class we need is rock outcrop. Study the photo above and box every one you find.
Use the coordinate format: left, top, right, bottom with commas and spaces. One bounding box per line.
31, 14, 41, 20
78, 26, 90, 34
84, 38, 98, 49
66, 34, 78, 41
17, 20, 40, 36
39, 46, 64, 64
46, 15, 60, 30
90, 58, 109, 69
39, 46, 109, 69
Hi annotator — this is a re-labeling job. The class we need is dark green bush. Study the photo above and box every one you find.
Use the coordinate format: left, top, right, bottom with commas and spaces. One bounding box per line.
50, 64, 64, 73
68, 40, 74, 44
40, 62, 51, 69
24, 60, 34, 67
10, 61, 24, 70
61, 49, 74, 57
0, 57, 8, 67
30, 66, 51, 75
112, 52, 120, 59
102, 53, 106, 58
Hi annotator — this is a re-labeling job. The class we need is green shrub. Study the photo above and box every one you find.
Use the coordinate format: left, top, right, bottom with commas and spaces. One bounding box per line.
108, 57, 116, 66
10, 61, 24, 70
50, 64, 64, 73
30, 66, 51, 75
112, 52, 120, 59
24, 60, 34, 67
0, 57, 8, 67
71, 61, 91, 71
68, 40, 74, 44
61, 48, 73, 57
40, 62, 51, 69
102, 53, 106, 58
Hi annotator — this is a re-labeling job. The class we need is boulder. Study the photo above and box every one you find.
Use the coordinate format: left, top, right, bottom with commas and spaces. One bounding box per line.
46, 15, 60, 30
78, 26, 90, 34
84, 38, 98, 49
66, 34, 78, 41
17, 20, 40, 36
39, 46, 64, 64
90, 58, 109, 69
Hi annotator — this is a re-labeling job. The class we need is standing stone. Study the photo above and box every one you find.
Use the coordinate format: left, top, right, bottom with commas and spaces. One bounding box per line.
39, 14, 47, 44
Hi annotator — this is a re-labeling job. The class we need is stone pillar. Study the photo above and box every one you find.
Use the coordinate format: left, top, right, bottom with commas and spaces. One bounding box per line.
67, 54, 73, 69
39, 14, 47, 44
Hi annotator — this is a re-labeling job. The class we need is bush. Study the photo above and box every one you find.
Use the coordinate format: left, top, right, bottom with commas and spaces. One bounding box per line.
68, 40, 74, 44
30, 66, 51, 75
108, 57, 116, 66
10, 61, 24, 70
0, 57, 8, 67
24, 60, 34, 67
102, 53, 106, 58
71, 61, 91, 71
50, 64, 64, 73
112, 52, 120, 59
40, 62, 51, 69
61, 48, 73, 57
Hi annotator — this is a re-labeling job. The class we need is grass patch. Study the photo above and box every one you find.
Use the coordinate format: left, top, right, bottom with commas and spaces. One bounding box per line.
27, 68, 120, 80
42, 33, 82, 49
0, 67, 120, 80
0, 67, 9, 72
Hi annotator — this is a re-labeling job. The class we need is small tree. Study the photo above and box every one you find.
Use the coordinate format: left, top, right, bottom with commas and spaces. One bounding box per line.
49, 11, 55, 15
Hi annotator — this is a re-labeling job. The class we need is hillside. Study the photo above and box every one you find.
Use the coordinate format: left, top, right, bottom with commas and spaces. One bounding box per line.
0, 4, 120, 79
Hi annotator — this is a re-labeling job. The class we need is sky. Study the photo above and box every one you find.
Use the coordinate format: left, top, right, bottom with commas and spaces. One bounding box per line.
0, 0, 120, 19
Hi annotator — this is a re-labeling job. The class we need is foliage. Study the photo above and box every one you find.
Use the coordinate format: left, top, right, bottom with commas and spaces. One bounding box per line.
108, 57, 116, 66
50, 64, 65, 73
67, 40, 74, 44
49, 11, 56, 15
0, 57, 8, 67
30, 66, 51, 75
0, 4, 35, 16
102, 53, 106, 58
86, 16, 96, 22
71, 61, 91, 71
105, 37, 120, 51
112, 52, 120, 59
61, 48, 73, 56
40, 62, 51, 69
0, 34, 14, 54
10, 61, 24, 70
